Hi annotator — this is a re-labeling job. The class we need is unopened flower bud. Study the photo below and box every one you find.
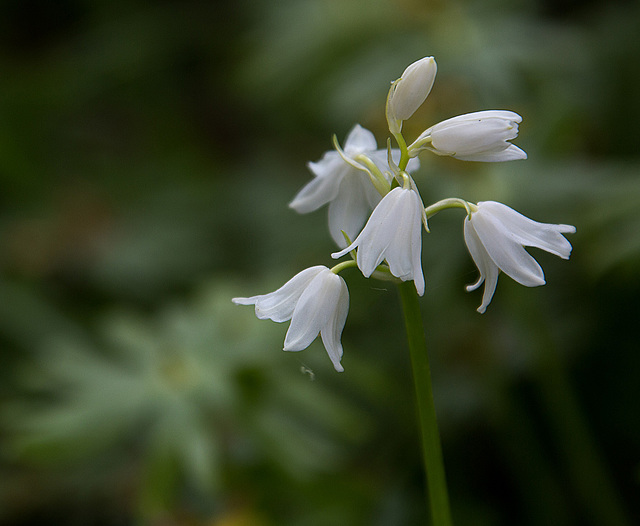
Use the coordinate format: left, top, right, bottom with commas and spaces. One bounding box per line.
386, 56, 437, 133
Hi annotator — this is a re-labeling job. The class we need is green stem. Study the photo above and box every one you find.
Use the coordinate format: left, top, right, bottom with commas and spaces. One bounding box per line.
330, 259, 357, 274
397, 281, 453, 526
394, 132, 410, 171
424, 198, 475, 219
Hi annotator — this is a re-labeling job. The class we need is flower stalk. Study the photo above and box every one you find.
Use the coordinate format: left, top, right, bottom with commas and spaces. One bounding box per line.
398, 280, 453, 526
330, 259, 357, 275
235, 54, 578, 523
394, 130, 411, 172
424, 198, 475, 219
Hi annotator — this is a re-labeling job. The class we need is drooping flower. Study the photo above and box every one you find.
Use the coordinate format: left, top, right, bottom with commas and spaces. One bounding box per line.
463, 201, 576, 313
289, 124, 418, 247
409, 110, 527, 162
232, 266, 349, 372
386, 56, 438, 133
332, 186, 426, 296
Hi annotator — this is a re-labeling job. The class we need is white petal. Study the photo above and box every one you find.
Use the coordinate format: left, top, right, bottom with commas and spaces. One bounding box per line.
331, 241, 357, 261
327, 174, 375, 247
405, 156, 421, 174
453, 144, 527, 162
331, 190, 401, 271
283, 269, 343, 352
431, 119, 517, 154
343, 124, 378, 153
471, 211, 546, 287
463, 219, 500, 313
232, 266, 326, 322
320, 275, 349, 372
410, 211, 425, 296
385, 190, 424, 294
477, 201, 575, 258
360, 170, 386, 209
436, 110, 522, 126
354, 188, 407, 276
289, 154, 348, 213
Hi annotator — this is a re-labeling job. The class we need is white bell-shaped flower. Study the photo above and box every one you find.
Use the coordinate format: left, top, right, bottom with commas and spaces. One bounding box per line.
410, 110, 527, 162
332, 187, 426, 296
289, 124, 418, 247
464, 201, 576, 313
387, 56, 437, 133
232, 266, 349, 372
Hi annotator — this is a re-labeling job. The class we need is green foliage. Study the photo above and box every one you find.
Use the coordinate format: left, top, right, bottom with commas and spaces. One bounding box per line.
3, 280, 368, 520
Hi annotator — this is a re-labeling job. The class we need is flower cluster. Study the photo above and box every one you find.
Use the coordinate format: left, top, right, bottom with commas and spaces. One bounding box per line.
234, 56, 575, 371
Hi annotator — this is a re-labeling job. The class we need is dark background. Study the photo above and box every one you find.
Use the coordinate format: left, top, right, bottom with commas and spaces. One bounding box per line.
0, 0, 638, 525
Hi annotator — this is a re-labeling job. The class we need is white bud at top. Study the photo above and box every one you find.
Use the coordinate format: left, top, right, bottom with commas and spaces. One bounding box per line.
387, 56, 437, 133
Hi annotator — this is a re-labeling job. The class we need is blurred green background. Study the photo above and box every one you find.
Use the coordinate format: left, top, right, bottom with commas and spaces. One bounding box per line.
0, 0, 639, 524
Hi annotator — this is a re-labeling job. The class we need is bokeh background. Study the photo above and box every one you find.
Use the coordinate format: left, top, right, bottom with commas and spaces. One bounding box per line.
1, 0, 639, 524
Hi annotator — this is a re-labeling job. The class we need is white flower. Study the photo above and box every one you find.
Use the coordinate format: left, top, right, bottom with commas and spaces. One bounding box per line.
409, 110, 527, 162
464, 201, 576, 313
232, 266, 349, 372
289, 124, 418, 247
332, 187, 426, 296
387, 56, 437, 133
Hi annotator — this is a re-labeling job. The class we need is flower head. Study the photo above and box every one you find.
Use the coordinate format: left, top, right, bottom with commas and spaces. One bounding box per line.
409, 110, 527, 162
387, 56, 437, 133
289, 124, 418, 247
232, 266, 349, 372
464, 201, 576, 313
332, 186, 426, 296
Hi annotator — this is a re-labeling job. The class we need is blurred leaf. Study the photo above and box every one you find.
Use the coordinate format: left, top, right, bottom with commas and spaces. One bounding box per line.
3, 278, 369, 517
